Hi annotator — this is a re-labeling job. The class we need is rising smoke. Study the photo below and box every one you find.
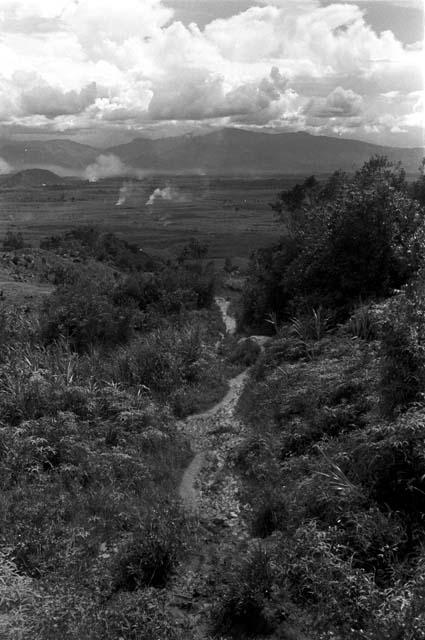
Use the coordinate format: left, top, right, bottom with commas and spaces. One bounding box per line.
0, 157, 12, 175
115, 181, 134, 206
85, 154, 144, 182
145, 185, 187, 206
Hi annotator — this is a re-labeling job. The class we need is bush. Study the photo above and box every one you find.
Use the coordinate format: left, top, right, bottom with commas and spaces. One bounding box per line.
346, 303, 379, 340
379, 291, 425, 417
228, 338, 261, 367
242, 156, 425, 327
2, 230, 27, 251
113, 262, 216, 316
251, 493, 288, 538
40, 277, 134, 351
213, 546, 278, 637
351, 413, 425, 524
111, 505, 187, 591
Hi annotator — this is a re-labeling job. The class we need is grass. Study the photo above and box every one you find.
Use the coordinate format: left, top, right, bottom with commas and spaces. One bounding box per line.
0, 232, 239, 637
0, 175, 283, 260
225, 299, 425, 638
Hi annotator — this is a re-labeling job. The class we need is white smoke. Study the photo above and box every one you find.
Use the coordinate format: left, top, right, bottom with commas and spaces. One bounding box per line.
0, 157, 12, 175
85, 154, 144, 182
146, 185, 187, 206
116, 180, 133, 206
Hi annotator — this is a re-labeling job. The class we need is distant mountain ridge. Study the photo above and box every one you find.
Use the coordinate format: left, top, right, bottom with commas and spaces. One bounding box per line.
107, 129, 423, 175
0, 139, 98, 170
0, 129, 422, 175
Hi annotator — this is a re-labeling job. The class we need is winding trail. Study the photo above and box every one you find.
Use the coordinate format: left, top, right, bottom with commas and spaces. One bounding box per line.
169, 297, 267, 637
178, 296, 244, 511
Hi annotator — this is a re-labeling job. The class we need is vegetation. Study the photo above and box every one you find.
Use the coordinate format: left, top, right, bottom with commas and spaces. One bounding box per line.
220, 156, 425, 638
241, 156, 424, 331
3, 154, 425, 639
0, 227, 235, 638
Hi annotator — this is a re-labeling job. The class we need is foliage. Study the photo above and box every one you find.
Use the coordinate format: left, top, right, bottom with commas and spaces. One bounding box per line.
227, 337, 261, 367
40, 276, 134, 351
40, 226, 159, 272
2, 229, 28, 251
111, 319, 227, 416
242, 156, 425, 328
379, 290, 425, 417
177, 236, 209, 262
113, 261, 216, 315
112, 505, 188, 591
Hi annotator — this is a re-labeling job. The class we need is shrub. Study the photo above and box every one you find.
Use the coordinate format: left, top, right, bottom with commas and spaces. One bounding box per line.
213, 546, 278, 637
251, 493, 288, 538
242, 156, 425, 327
40, 278, 134, 351
228, 338, 261, 367
0, 550, 38, 639
350, 412, 425, 537
2, 230, 27, 251
346, 303, 379, 340
379, 292, 425, 417
111, 505, 187, 591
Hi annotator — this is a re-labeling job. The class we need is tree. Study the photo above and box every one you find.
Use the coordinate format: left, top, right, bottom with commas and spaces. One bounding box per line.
242, 156, 425, 327
2, 230, 27, 251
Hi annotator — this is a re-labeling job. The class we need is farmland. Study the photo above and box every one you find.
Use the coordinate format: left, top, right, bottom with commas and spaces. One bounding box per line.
0, 174, 300, 261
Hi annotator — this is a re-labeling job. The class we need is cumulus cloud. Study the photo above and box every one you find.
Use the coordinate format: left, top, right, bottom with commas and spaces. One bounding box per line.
306, 87, 364, 118
20, 79, 98, 118
0, 0, 420, 145
352, 0, 423, 7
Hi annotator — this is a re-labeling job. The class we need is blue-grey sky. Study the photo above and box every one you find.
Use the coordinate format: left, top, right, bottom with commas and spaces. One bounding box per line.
0, 0, 423, 148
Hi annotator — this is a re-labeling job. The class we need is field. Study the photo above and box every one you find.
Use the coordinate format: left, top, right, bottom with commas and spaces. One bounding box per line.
0, 174, 301, 261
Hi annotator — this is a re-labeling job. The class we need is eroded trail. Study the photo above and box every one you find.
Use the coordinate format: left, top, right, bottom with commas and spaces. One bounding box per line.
178, 369, 248, 511
169, 299, 255, 637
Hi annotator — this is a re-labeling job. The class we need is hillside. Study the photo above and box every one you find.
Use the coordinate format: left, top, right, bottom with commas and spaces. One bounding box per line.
0, 139, 98, 170
0, 130, 421, 177
108, 128, 423, 175
2, 159, 425, 638
0, 168, 69, 188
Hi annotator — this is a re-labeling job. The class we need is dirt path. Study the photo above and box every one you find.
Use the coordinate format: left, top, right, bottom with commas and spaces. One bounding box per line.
170, 299, 261, 637
178, 296, 241, 511
177, 369, 249, 511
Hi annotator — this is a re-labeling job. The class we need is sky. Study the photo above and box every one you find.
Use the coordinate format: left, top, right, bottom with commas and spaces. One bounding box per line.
0, 0, 423, 148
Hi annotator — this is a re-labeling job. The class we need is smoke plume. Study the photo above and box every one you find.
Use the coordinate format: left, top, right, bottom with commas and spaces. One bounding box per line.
146, 185, 187, 206
0, 157, 12, 175
85, 154, 144, 182
116, 181, 134, 206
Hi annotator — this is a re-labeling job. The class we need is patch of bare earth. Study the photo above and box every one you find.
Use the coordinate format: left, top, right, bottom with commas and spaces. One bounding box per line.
167, 299, 261, 638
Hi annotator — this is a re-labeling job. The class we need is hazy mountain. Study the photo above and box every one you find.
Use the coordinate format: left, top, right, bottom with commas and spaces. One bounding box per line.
0, 130, 421, 176
0, 139, 98, 170
0, 168, 70, 188
108, 129, 423, 175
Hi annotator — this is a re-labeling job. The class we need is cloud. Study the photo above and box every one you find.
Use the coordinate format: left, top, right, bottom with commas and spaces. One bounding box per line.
351, 0, 423, 7
306, 87, 364, 118
0, 0, 420, 146
20, 78, 98, 118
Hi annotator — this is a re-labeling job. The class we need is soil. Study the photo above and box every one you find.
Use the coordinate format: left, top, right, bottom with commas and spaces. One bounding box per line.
170, 298, 267, 638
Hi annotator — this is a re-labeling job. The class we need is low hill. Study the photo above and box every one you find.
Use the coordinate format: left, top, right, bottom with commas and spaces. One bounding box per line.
0, 168, 68, 188
0, 139, 98, 170
108, 128, 423, 175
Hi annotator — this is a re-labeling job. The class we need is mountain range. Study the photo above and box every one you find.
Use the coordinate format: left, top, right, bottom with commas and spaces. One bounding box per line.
0, 129, 422, 176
